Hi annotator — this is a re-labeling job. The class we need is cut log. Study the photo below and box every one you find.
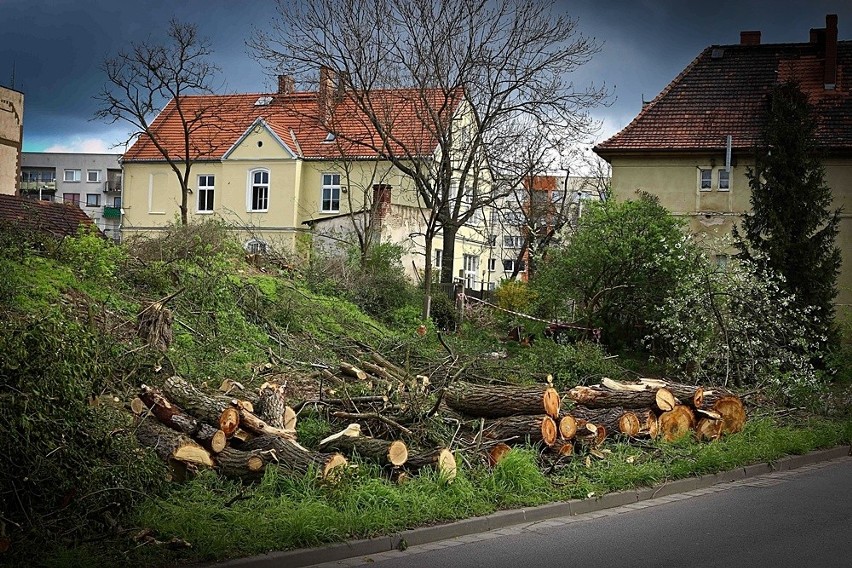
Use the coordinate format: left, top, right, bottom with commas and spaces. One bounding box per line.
219, 407, 240, 437
130, 397, 146, 415
368, 351, 416, 382
558, 414, 578, 440
319, 432, 408, 467
135, 418, 213, 468
255, 382, 289, 429
163, 376, 239, 431
405, 448, 457, 482
240, 435, 348, 479
573, 422, 603, 449
713, 396, 746, 434
232, 401, 296, 440
570, 406, 635, 437
283, 406, 297, 431
360, 360, 402, 385
214, 447, 266, 480
695, 418, 724, 442
568, 386, 659, 410
340, 362, 368, 381
137, 384, 228, 453
549, 440, 574, 457
655, 388, 677, 412
445, 381, 560, 419
487, 442, 512, 466
483, 415, 557, 446
618, 411, 642, 437
658, 405, 696, 442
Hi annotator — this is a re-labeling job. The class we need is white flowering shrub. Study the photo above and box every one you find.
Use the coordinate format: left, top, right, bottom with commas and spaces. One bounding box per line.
646, 237, 826, 400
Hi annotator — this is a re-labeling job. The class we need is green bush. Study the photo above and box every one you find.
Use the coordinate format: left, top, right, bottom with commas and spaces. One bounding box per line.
429, 287, 458, 331
57, 225, 127, 280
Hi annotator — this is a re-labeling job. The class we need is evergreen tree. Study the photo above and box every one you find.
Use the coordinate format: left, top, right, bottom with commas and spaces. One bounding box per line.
735, 80, 841, 346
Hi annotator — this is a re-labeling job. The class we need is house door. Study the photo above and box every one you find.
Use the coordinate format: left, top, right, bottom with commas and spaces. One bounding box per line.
463, 254, 479, 290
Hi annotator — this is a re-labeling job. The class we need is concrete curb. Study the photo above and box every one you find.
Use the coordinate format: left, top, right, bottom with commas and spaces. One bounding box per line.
214, 445, 851, 568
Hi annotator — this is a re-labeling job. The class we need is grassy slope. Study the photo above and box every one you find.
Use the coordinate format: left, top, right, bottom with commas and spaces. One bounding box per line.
2, 231, 851, 568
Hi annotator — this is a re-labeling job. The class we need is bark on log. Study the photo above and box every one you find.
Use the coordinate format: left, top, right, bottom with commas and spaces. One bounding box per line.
138, 384, 227, 453
163, 376, 244, 433
214, 447, 266, 480
483, 415, 557, 446
318, 434, 408, 467
713, 396, 746, 434
255, 382, 288, 429
240, 435, 348, 479
568, 385, 675, 412
658, 405, 696, 442
570, 406, 640, 437
135, 418, 213, 468
232, 401, 296, 439
548, 440, 575, 457
445, 381, 560, 419
405, 448, 457, 482
340, 362, 368, 381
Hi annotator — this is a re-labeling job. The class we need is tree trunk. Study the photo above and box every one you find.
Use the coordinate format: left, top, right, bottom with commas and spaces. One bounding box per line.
405, 448, 457, 482
255, 382, 288, 429
440, 225, 459, 284
214, 447, 266, 480
163, 375, 233, 428
713, 396, 746, 434
658, 405, 696, 442
318, 434, 408, 467
569, 406, 642, 438
567, 385, 675, 411
340, 362, 368, 381
135, 418, 213, 468
241, 436, 348, 479
138, 384, 227, 453
483, 415, 557, 446
233, 402, 296, 439
445, 381, 560, 418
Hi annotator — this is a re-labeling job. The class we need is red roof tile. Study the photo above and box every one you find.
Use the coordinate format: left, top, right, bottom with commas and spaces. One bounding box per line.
0, 194, 99, 238
595, 40, 852, 155
123, 88, 460, 162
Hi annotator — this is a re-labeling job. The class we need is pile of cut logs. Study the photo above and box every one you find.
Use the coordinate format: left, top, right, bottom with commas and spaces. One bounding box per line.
133, 366, 745, 483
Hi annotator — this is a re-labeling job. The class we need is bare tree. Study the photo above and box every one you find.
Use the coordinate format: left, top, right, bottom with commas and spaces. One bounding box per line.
251, 0, 608, 317
94, 20, 236, 225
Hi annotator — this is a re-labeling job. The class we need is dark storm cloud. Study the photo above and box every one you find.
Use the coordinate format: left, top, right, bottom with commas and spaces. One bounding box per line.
2, 0, 851, 151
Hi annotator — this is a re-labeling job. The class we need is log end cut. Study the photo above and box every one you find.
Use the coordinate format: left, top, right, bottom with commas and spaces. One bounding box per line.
558, 415, 578, 440
488, 442, 512, 467
659, 405, 696, 442
387, 440, 409, 467
655, 387, 677, 412
541, 415, 558, 446
435, 449, 457, 483
219, 407, 240, 437
618, 412, 641, 437
714, 396, 746, 434
543, 387, 561, 418
695, 418, 723, 442
321, 453, 349, 480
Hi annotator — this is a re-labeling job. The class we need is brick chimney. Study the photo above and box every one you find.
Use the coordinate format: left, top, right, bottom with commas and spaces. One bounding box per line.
825, 14, 838, 90
277, 74, 295, 95
740, 31, 761, 45
318, 66, 337, 124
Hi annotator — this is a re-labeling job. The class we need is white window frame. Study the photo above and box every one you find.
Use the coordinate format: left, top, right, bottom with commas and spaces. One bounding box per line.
718, 168, 730, 191
462, 254, 479, 289
64, 169, 81, 182
197, 174, 215, 213
321, 173, 341, 213
698, 168, 712, 191
502, 258, 526, 273
247, 169, 270, 212
87, 169, 100, 183
434, 248, 442, 268
503, 235, 523, 249
488, 258, 496, 272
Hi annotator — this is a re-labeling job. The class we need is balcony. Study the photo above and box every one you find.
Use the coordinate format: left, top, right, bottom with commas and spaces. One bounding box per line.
103, 206, 122, 219
103, 177, 122, 193
20, 181, 56, 193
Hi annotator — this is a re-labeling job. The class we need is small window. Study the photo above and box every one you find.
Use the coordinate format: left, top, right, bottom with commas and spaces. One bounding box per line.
502, 259, 526, 272
113, 196, 121, 208
63, 193, 80, 206
87, 170, 100, 183
488, 258, 496, 272
197, 174, 215, 212
86, 193, 100, 207
64, 169, 81, 182
718, 169, 730, 191
503, 235, 523, 248
248, 169, 269, 212
699, 168, 712, 191
321, 173, 341, 213
434, 249, 442, 268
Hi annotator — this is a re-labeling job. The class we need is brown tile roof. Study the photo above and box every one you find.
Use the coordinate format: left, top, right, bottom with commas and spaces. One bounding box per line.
595, 40, 852, 155
123, 88, 460, 162
0, 194, 99, 238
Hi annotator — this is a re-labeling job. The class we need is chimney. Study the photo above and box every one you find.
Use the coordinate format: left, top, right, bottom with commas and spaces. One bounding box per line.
318, 66, 337, 124
740, 31, 761, 45
825, 14, 838, 89
277, 74, 295, 95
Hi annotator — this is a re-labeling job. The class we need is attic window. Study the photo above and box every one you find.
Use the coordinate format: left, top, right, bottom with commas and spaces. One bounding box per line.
254, 96, 273, 106
710, 48, 725, 60
323, 132, 336, 142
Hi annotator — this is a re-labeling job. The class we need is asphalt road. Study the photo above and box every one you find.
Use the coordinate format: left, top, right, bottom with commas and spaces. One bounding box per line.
309, 457, 852, 568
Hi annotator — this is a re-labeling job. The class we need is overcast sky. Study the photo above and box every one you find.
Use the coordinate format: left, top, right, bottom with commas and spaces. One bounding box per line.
2, 0, 850, 154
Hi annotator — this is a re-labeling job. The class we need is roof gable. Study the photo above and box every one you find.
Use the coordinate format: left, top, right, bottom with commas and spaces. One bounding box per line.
595, 39, 852, 155
223, 118, 298, 160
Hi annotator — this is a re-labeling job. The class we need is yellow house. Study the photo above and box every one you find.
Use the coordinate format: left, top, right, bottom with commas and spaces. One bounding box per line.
121, 73, 493, 286
594, 14, 852, 307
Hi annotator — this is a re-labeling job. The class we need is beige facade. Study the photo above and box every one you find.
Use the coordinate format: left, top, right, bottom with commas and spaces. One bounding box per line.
0, 86, 24, 195
607, 153, 852, 305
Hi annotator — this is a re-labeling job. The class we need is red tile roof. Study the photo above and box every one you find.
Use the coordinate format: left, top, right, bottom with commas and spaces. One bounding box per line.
595, 40, 852, 155
123, 88, 460, 162
0, 194, 99, 238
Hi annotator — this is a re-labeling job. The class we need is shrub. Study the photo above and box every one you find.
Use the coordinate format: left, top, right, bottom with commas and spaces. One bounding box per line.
56, 224, 127, 280
494, 279, 537, 313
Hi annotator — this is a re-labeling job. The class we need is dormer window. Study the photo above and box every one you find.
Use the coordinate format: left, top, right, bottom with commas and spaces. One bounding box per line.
323, 132, 336, 142
254, 96, 273, 106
